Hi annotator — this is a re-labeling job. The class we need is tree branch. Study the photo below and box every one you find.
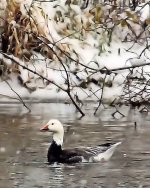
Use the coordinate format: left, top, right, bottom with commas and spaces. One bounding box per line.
1, 52, 85, 116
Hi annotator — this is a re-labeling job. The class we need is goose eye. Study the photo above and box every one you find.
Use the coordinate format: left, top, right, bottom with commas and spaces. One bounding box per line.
52, 123, 54, 125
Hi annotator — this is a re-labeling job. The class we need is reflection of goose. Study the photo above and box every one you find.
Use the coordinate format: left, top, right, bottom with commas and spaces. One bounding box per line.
40, 119, 121, 164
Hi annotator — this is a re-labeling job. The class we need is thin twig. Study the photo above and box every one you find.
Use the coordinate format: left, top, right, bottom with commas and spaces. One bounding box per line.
1, 52, 65, 91
4, 80, 31, 112
112, 106, 125, 119
94, 74, 107, 115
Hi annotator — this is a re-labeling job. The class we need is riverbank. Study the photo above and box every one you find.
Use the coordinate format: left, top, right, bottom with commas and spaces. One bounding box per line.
0, 1, 150, 110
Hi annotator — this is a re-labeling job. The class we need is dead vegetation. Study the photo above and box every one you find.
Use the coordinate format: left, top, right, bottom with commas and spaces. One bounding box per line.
0, 0, 150, 116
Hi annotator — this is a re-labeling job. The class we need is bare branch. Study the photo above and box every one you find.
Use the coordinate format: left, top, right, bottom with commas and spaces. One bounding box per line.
112, 106, 125, 119
1, 52, 85, 116
94, 74, 107, 115
4, 80, 31, 112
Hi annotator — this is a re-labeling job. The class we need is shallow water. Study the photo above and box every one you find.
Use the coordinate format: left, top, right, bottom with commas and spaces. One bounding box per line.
0, 103, 150, 188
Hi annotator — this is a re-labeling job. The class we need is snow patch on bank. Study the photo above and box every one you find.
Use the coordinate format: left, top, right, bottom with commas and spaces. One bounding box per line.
0, 1, 150, 104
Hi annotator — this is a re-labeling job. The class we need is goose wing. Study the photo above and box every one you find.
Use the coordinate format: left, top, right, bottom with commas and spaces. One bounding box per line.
61, 142, 120, 163
81, 142, 115, 156
60, 149, 85, 163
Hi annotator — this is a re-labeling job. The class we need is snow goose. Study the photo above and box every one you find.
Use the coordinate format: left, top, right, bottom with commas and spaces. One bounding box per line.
40, 119, 121, 164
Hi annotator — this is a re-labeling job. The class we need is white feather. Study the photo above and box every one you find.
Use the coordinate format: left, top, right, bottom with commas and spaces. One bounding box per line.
93, 142, 121, 162
46, 119, 64, 146
53, 132, 63, 146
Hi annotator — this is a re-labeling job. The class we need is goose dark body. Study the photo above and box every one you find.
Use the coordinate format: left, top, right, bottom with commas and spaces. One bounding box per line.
48, 140, 117, 164
41, 119, 121, 164
47, 140, 83, 163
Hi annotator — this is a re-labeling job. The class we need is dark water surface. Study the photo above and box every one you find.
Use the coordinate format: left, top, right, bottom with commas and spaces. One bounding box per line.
0, 103, 150, 188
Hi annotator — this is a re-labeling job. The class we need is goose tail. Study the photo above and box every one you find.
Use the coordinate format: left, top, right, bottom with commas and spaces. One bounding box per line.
93, 142, 121, 162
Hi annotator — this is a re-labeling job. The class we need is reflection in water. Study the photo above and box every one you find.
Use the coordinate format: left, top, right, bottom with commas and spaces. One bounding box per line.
48, 166, 64, 188
0, 103, 150, 187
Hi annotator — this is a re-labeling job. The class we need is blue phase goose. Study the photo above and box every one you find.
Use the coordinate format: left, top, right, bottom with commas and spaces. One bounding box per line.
40, 119, 121, 164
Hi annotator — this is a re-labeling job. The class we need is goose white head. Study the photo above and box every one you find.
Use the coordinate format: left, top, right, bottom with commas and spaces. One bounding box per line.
40, 119, 64, 146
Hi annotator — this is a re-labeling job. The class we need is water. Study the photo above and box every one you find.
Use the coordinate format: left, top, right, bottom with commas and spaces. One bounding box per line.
0, 103, 150, 188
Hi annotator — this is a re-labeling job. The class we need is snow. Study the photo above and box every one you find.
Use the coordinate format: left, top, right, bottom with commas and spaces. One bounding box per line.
0, 1, 150, 105
136, 2, 150, 22
0, 75, 30, 100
